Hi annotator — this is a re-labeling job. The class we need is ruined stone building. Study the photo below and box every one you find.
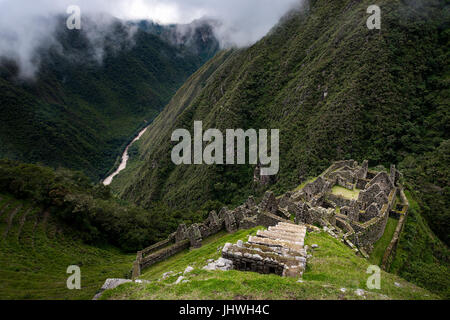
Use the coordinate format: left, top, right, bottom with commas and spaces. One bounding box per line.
132, 160, 407, 278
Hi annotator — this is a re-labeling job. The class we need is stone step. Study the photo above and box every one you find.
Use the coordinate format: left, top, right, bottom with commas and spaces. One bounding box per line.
248, 236, 305, 254
223, 243, 306, 278
278, 222, 307, 231
222, 222, 309, 279
268, 225, 307, 237
224, 243, 302, 266
244, 242, 306, 258
257, 230, 305, 245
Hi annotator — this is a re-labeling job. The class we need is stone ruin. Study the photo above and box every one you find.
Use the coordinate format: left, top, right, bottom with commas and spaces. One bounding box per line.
131, 160, 407, 278
222, 222, 307, 278
131, 191, 291, 278
285, 160, 405, 255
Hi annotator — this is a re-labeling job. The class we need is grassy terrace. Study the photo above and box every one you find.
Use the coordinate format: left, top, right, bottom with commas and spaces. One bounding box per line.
331, 186, 360, 200
369, 218, 399, 266
0, 194, 135, 300
102, 228, 438, 300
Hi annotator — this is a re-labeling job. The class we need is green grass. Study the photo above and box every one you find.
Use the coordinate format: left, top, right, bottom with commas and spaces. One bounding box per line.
294, 178, 318, 192
0, 194, 135, 300
389, 191, 450, 299
102, 228, 439, 300
139, 228, 263, 281
369, 218, 399, 266
331, 186, 361, 200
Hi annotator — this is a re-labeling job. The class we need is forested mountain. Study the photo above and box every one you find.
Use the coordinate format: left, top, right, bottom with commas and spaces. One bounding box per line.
111, 0, 449, 296
0, 0, 447, 300
0, 16, 219, 180
116, 0, 448, 218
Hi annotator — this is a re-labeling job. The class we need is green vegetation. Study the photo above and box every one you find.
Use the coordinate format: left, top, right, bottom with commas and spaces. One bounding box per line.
0, 194, 134, 300
0, 19, 218, 181
369, 218, 398, 266
294, 177, 317, 192
0, 159, 187, 252
109, 0, 449, 299
0, 159, 227, 252
399, 140, 450, 245
140, 228, 263, 281
390, 191, 450, 299
114, 0, 449, 231
1, 0, 447, 301
101, 230, 438, 300
331, 186, 360, 200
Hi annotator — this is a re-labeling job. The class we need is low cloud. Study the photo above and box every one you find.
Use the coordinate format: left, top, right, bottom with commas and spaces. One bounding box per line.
0, 0, 303, 77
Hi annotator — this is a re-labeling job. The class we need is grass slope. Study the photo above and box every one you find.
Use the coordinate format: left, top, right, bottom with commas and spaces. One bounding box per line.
101, 228, 439, 300
389, 191, 450, 299
369, 217, 398, 266
0, 194, 134, 300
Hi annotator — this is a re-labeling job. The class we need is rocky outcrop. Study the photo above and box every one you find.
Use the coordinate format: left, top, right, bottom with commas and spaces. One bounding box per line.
203, 258, 234, 271
93, 279, 150, 300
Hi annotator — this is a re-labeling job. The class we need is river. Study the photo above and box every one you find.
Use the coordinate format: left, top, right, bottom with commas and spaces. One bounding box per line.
103, 126, 149, 186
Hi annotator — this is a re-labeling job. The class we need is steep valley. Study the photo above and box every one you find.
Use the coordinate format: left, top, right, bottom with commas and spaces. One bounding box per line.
0, 0, 448, 301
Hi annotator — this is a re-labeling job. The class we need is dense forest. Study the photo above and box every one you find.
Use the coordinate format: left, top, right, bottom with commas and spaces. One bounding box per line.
0, 159, 224, 252
0, 16, 219, 180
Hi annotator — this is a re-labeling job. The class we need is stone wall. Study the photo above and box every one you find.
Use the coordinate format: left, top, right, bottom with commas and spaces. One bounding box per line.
130, 160, 406, 279
356, 178, 368, 190
139, 236, 175, 258
257, 211, 289, 228
353, 188, 397, 252
135, 240, 190, 276
222, 223, 307, 278
366, 172, 394, 196
326, 194, 354, 208
381, 188, 409, 270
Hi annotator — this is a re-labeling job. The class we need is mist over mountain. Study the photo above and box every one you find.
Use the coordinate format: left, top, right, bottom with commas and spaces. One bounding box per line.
0, 0, 448, 302
0, 0, 302, 78
0, 15, 219, 179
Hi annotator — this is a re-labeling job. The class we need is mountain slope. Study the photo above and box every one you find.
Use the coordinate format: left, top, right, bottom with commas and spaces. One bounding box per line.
111, 0, 449, 297
115, 0, 448, 211
0, 17, 219, 180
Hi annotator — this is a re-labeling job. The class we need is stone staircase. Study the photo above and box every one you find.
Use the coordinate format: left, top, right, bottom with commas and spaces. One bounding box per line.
222, 222, 307, 278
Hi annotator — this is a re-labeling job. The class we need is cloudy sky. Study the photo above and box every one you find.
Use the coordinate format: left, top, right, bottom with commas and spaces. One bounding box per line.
0, 0, 302, 76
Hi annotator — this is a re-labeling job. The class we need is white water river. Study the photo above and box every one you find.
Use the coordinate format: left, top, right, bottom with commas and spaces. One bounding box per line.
103, 126, 149, 186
